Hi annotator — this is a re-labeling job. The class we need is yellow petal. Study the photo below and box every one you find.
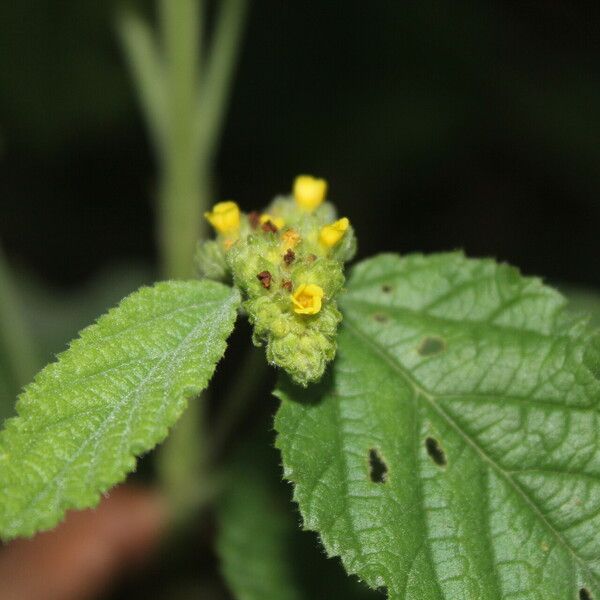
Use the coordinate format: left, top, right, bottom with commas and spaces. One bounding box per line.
204, 201, 240, 235
291, 283, 324, 315
319, 217, 349, 248
293, 175, 327, 211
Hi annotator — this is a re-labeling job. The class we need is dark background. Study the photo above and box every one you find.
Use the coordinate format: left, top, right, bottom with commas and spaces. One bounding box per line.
1, 1, 599, 291
1, 2, 599, 597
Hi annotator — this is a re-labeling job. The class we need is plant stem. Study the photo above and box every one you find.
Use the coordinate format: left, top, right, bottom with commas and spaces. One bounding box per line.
157, 397, 212, 524
117, 10, 167, 157
210, 346, 269, 461
0, 245, 38, 393
119, 0, 249, 519
158, 0, 203, 280
195, 0, 248, 164
120, 0, 248, 279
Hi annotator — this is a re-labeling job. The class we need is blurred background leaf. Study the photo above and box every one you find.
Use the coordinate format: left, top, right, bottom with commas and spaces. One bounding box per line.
217, 420, 379, 600
1, 1, 599, 289
0, 262, 151, 421
0, 360, 13, 423
16, 263, 152, 364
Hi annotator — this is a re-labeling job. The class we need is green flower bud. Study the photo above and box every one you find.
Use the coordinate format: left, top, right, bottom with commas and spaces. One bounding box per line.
199, 177, 354, 386
290, 258, 345, 299
330, 222, 357, 263
195, 240, 229, 281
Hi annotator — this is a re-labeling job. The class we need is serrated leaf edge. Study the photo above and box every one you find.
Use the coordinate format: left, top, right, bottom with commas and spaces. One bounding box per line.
0, 280, 240, 539
275, 252, 600, 597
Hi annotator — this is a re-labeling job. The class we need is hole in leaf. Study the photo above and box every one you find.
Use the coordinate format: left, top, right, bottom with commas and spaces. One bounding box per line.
418, 336, 446, 356
381, 284, 392, 293
368, 448, 388, 483
373, 313, 388, 323
425, 437, 447, 466
580, 588, 593, 600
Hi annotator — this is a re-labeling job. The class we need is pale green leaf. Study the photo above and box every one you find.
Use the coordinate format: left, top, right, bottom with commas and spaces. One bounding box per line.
217, 424, 379, 600
0, 262, 152, 422
18, 262, 152, 366
0, 359, 13, 424
0, 279, 240, 540
276, 252, 600, 600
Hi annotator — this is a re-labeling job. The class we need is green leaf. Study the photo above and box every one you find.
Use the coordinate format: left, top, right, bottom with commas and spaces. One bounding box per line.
0, 262, 152, 423
275, 252, 600, 600
562, 284, 600, 329
0, 359, 13, 424
17, 262, 152, 367
217, 421, 379, 600
0, 279, 240, 540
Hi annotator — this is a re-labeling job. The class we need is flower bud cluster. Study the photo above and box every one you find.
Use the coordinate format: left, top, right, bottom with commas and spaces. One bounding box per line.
197, 175, 356, 385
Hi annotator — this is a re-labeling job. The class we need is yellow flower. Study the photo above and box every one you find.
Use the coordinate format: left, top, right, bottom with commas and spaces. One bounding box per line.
291, 284, 324, 315
319, 217, 349, 248
205, 201, 240, 235
293, 175, 327, 211
259, 213, 285, 229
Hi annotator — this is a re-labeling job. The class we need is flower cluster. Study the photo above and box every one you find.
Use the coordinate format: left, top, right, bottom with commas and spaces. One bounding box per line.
197, 175, 356, 385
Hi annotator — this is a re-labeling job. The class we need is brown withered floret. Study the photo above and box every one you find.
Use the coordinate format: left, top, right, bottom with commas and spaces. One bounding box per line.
283, 249, 295, 265
261, 220, 278, 233
281, 279, 293, 292
281, 229, 301, 248
248, 211, 260, 229
257, 270, 272, 289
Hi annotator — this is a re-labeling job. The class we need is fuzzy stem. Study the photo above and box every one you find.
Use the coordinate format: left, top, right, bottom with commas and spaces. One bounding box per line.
157, 0, 203, 279
118, 0, 249, 518
195, 0, 248, 164
210, 346, 269, 461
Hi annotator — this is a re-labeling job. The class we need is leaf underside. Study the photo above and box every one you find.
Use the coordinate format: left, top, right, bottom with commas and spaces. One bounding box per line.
0, 279, 239, 540
276, 252, 600, 600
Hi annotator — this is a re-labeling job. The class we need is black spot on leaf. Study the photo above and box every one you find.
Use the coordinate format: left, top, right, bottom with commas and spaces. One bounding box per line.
580, 588, 593, 600
425, 437, 447, 466
418, 336, 446, 356
373, 313, 388, 323
369, 448, 388, 483
381, 284, 392, 293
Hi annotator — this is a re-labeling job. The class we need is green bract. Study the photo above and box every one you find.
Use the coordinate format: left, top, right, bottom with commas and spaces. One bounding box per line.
276, 252, 600, 600
198, 192, 356, 385
0, 280, 239, 540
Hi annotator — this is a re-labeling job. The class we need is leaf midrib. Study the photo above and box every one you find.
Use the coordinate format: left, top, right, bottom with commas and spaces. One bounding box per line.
344, 297, 568, 340
342, 313, 600, 589
2, 308, 221, 468
4, 295, 235, 533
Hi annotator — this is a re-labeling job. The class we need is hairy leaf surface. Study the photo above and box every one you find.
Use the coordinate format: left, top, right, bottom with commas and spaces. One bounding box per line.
0, 263, 152, 423
0, 280, 239, 539
218, 425, 378, 600
276, 253, 600, 599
